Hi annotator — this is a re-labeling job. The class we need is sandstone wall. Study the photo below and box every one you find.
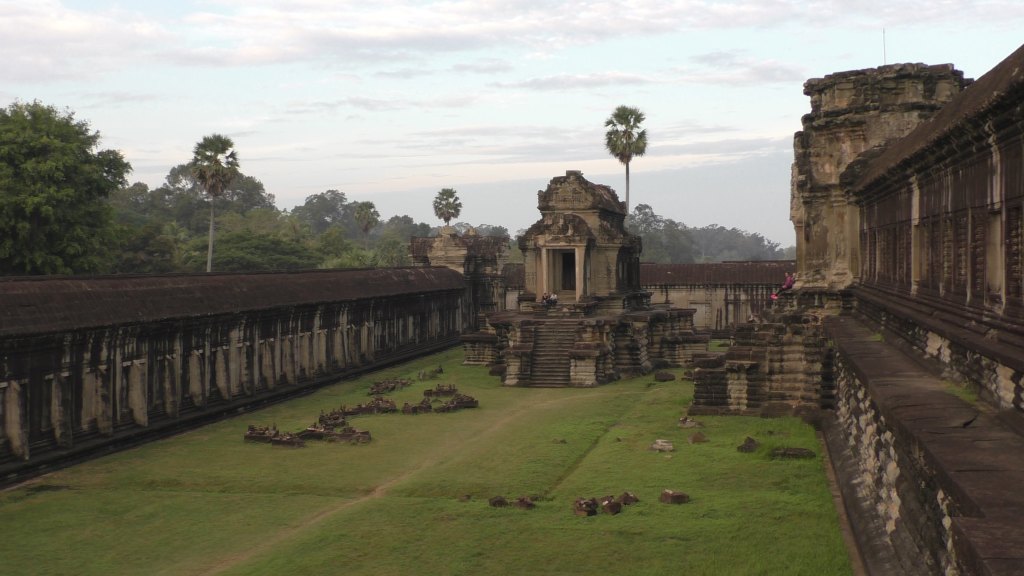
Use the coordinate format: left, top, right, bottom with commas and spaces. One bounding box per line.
792, 63, 966, 290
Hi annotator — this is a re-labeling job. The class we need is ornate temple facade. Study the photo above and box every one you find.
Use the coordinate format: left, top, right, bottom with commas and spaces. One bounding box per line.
427, 170, 707, 387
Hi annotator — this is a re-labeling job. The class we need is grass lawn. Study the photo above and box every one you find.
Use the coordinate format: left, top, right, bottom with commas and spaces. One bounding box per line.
0, 348, 851, 576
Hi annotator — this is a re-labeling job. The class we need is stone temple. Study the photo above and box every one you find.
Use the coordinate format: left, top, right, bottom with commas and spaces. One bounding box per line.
4, 41, 1024, 576
418, 169, 708, 386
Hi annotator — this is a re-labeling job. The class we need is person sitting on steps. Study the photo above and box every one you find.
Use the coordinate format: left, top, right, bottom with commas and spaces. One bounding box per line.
770, 272, 795, 301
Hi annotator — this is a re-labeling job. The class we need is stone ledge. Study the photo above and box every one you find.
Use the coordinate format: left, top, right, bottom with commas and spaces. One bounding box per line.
825, 315, 1024, 575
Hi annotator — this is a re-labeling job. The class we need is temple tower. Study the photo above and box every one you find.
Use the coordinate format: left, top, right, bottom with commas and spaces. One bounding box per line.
791, 63, 966, 289
518, 170, 644, 310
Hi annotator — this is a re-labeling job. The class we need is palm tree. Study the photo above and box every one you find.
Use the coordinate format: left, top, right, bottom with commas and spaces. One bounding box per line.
353, 201, 380, 250
190, 134, 239, 272
432, 188, 462, 226
604, 106, 648, 213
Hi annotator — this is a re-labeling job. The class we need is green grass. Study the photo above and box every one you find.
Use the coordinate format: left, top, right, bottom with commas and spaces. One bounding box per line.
709, 339, 731, 352
0, 348, 851, 576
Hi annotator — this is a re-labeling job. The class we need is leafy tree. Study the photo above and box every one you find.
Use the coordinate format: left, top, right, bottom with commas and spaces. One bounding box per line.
0, 101, 130, 275
604, 105, 648, 213
378, 215, 431, 244
190, 134, 239, 272
627, 204, 695, 264
352, 201, 380, 249
221, 174, 274, 214
432, 188, 462, 226
182, 230, 319, 272
373, 236, 411, 267
292, 189, 348, 235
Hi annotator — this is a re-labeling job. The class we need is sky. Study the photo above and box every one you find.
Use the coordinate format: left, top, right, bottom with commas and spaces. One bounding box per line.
3, 1, 1023, 247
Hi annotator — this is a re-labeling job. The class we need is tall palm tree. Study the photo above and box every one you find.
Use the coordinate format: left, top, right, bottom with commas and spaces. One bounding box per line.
604, 106, 648, 213
432, 188, 462, 226
190, 134, 239, 272
353, 201, 380, 250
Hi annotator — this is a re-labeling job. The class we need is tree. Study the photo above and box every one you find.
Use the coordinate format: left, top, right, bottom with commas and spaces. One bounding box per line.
292, 189, 348, 235
190, 134, 239, 272
432, 188, 462, 226
604, 105, 648, 213
182, 230, 319, 272
0, 101, 130, 275
352, 201, 380, 250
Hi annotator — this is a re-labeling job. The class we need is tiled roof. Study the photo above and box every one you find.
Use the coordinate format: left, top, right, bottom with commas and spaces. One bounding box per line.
853, 43, 1024, 190
0, 267, 464, 336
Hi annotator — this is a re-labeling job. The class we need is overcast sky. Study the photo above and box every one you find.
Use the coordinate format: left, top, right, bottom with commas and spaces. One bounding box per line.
4, 1, 1023, 246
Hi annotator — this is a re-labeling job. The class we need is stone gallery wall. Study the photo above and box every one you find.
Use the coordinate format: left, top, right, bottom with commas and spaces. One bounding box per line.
849, 43, 1024, 412
501, 261, 793, 334
0, 268, 466, 480
641, 261, 793, 333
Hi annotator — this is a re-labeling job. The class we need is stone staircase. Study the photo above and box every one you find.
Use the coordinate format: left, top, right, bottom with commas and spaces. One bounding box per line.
528, 319, 578, 386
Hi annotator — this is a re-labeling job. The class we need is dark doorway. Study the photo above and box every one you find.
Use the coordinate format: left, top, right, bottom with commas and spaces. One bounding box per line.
561, 251, 575, 290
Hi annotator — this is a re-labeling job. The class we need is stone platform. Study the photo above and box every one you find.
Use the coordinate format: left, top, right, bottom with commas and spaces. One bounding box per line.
825, 315, 1024, 576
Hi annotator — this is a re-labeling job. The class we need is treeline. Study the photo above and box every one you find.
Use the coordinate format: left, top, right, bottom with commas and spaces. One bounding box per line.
627, 204, 793, 263
1, 101, 788, 277
109, 177, 512, 273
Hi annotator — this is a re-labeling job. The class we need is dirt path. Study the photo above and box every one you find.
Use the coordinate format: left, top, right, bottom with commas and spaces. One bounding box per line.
199, 388, 632, 575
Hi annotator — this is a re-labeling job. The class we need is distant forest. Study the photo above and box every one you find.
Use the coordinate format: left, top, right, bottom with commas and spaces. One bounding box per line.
109, 184, 791, 273
0, 102, 791, 276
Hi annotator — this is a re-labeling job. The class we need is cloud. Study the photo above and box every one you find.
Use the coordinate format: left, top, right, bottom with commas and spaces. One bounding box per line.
0, 1, 169, 82
7, 1, 1022, 82
652, 136, 790, 156
450, 58, 515, 74
678, 50, 807, 85
494, 72, 660, 91
77, 91, 163, 109
282, 94, 477, 116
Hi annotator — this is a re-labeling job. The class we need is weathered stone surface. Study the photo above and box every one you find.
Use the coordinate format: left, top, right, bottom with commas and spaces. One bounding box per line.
653, 371, 676, 382
688, 432, 708, 444
488, 496, 509, 508
737, 437, 759, 453
659, 489, 690, 504
618, 491, 640, 505
650, 439, 674, 452
513, 496, 536, 510
573, 497, 598, 516
792, 63, 966, 290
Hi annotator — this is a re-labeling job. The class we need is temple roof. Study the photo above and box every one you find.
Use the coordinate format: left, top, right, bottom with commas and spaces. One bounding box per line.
0, 267, 464, 336
852, 42, 1024, 191
537, 170, 625, 215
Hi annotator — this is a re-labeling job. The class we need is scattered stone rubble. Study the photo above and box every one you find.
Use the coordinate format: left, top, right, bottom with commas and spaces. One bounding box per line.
650, 439, 675, 452
573, 492, 640, 517
243, 368, 478, 448
659, 489, 690, 504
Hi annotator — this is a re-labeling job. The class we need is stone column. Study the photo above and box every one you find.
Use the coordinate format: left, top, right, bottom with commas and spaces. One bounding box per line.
575, 245, 585, 302
539, 247, 548, 298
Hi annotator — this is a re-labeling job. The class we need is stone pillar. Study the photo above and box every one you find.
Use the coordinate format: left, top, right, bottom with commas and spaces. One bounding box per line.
575, 246, 585, 302
3, 381, 27, 460
540, 248, 549, 297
